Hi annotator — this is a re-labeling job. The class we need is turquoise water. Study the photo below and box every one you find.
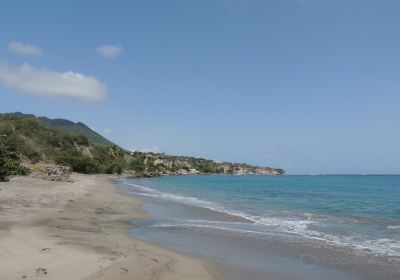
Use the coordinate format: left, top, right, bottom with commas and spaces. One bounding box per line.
124, 175, 400, 258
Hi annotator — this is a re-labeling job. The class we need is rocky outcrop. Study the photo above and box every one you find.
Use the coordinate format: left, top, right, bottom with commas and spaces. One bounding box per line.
125, 171, 161, 178
129, 153, 285, 176
32, 166, 72, 182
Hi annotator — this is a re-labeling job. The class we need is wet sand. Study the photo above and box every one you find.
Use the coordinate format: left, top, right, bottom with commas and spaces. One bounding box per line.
0, 174, 221, 280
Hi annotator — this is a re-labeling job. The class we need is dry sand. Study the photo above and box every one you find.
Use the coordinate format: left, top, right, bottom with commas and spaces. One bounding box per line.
0, 174, 222, 280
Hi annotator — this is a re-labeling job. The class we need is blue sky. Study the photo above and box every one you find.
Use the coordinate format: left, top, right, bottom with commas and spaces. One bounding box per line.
0, 0, 399, 174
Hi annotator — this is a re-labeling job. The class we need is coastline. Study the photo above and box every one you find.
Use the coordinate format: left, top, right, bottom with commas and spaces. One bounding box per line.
121, 175, 400, 280
0, 174, 222, 280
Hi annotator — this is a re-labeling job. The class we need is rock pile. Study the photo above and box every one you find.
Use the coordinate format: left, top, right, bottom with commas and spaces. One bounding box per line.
32, 166, 72, 182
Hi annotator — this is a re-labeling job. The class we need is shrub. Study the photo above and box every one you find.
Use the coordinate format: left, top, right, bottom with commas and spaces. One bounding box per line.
146, 162, 166, 172
27, 151, 41, 164
105, 162, 124, 175
75, 135, 89, 146
0, 136, 30, 181
4, 159, 30, 176
129, 159, 145, 171
55, 150, 100, 174
0, 158, 9, 182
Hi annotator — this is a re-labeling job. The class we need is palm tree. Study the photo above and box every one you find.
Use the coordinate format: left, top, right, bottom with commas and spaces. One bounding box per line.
108, 145, 121, 158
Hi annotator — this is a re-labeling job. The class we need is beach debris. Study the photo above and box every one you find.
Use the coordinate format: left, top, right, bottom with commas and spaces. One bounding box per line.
31, 166, 72, 182
120, 267, 128, 272
35, 267, 48, 277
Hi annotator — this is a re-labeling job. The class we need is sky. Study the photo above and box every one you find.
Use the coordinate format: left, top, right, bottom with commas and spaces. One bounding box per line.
0, 0, 399, 174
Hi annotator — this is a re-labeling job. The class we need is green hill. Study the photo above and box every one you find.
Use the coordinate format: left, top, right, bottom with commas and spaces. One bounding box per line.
10, 112, 113, 146
39, 117, 114, 146
0, 113, 124, 174
0, 113, 284, 178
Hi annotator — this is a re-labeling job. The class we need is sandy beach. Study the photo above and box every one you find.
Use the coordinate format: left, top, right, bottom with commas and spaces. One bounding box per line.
0, 174, 222, 280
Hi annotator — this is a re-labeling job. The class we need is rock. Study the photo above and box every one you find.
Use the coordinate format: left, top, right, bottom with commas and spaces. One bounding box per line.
126, 171, 161, 178
32, 166, 73, 182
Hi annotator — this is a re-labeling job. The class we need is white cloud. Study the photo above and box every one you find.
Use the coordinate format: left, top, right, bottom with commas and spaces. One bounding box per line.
96, 45, 122, 58
8, 41, 42, 56
0, 63, 107, 102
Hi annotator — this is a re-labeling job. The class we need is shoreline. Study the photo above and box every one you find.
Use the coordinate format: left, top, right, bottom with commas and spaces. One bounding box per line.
0, 174, 222, 280
121, 176, 400, 280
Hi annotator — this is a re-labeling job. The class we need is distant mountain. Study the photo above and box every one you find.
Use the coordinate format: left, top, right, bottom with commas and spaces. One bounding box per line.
10, 112, 113, 146
39, 117, 114, 146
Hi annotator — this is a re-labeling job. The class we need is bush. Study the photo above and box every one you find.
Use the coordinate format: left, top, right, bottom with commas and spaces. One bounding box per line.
55, 150, 100, 174
0, 136, 30, 182
47, 133, 63, 147
4, 159, 30, 176
27, 151, 41, 164
129, 159, 145, 171
75, 135, 89, 146
146, 162, 166, 172
105, 162, 124, 175
146, 162, 157, 172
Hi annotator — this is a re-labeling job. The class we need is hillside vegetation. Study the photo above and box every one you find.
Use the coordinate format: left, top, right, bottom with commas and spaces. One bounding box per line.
0, 113, 125, 175
11, 112, 114, 146
0, 113, 284, 179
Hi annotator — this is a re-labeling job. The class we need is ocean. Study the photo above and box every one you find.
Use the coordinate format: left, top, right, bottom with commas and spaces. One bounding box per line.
118, 175, 400, 280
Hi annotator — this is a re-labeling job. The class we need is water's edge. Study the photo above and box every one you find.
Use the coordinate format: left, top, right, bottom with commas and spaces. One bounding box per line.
116, 177, 400, 280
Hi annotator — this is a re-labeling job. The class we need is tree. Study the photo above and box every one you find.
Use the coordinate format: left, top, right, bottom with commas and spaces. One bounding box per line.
108, 145, 121, 159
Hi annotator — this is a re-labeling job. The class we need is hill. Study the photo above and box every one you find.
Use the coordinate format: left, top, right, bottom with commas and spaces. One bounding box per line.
39, 117, 114, 146
10, 112, 113, 146
0, 113, 284, 177
0, 113, 120, 174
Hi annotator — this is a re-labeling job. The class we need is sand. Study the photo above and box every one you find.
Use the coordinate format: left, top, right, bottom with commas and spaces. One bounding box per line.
0, 174, 222, 280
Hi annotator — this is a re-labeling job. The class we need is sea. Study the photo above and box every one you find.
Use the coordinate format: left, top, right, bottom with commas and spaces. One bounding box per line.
118, 175, 400, 280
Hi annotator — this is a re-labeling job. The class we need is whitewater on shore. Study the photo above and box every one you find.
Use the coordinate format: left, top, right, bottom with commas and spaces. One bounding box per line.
120, 175, 400, 280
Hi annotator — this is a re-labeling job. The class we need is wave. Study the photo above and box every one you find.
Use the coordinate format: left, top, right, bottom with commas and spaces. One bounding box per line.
126, 182, 225, 211
148, 219, 400, 258
125, 183, 317, 233
387, 225, 400, 230
123, 181, 400, 258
